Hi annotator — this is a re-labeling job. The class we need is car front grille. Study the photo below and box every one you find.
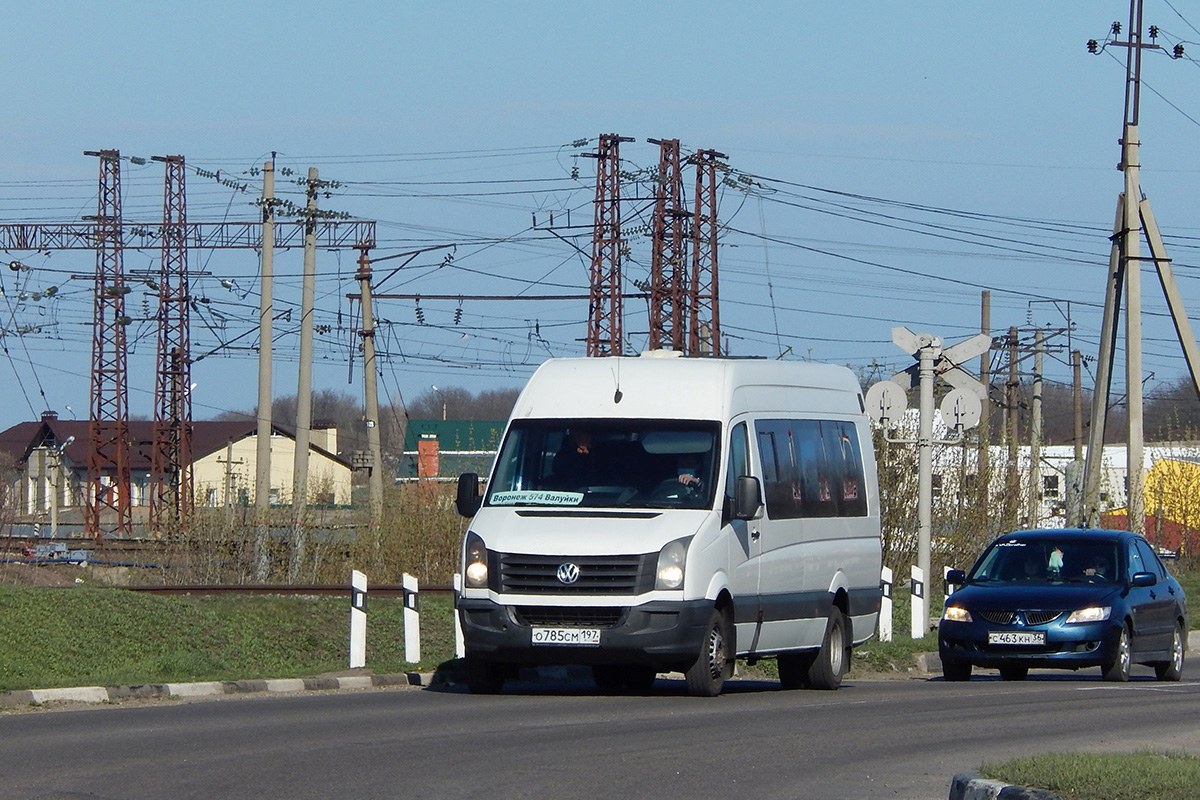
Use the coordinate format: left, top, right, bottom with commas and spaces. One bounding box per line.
975, 609, 1063, 626
495, 552, 655, 594
514, 606, 625, 628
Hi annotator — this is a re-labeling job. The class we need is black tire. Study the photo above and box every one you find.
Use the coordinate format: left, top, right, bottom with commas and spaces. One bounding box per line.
942, 659, 972, 682
805, 608, 850, 690
999, 665, 1028, 681
465, 655, 505, 694
1101, 625, 1132, 682
685, 607, 733, 697
1154, 625, 1186, 682
778, 651, 817, 690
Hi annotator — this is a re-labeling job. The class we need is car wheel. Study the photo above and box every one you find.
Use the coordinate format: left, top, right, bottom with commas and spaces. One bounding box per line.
1101, 625, 1132, 682
942, 659, 972, 682
685, 607, 733, 697
1154, 625, 1185, 682
999, 665, 1028, 681
805, 608, 850, 690
778, 651, 817, 689
465, 655, 505, 694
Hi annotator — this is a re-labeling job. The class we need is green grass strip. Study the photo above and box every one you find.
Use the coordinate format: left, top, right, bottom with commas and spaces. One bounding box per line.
981, 751, 1200, 800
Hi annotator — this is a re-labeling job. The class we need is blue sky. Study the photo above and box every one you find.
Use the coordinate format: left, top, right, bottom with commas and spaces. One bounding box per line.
3, 1, 1200, 430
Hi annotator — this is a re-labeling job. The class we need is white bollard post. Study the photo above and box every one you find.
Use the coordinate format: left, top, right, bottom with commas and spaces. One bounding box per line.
944, 565, 961, 598
910, 565, 927, 640
879, 566, 893, 643
402, 572, 420, 664
349, 570, 367, 669
453, 572, 465, 659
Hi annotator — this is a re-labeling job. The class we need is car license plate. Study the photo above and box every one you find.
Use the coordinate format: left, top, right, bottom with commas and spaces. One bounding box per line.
988, 631, 1045, 645
531, 627, 601, 646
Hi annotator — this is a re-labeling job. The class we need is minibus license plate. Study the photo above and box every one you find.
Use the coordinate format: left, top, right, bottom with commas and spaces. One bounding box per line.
531, 627, 601, 646
988, 631, 1045, 645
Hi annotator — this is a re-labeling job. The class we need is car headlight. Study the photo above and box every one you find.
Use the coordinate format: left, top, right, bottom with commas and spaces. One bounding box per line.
655, 537, 691, 590
1065, 606, 1111, 624
464, 532, 489, 589
942, 606, 972, 623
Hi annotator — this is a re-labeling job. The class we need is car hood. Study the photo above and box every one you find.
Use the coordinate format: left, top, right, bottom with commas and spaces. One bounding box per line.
947, 581, 1122, 610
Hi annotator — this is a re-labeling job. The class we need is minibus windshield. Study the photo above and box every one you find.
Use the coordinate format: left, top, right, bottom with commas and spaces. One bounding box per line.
486, 419, 720, 509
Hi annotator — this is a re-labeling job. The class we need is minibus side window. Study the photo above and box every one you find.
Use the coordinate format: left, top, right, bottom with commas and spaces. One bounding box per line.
826, 421, 867, 517
725, 422, 749, 506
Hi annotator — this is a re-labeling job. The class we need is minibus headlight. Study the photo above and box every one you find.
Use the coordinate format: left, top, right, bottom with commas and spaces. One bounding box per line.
655, 537, 691, 591
464, 532, 489, 589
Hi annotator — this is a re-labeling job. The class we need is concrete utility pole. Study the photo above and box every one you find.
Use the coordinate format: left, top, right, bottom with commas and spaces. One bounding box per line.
1006, 326, 1020, 529
356, 247, 383, 529
255, 157, 275, 580
1028, 330, 1044, 526
1083, 2, 1200, 529
290, 167, 319, 581
978, 291, 991, 506
255, 158, 276, 582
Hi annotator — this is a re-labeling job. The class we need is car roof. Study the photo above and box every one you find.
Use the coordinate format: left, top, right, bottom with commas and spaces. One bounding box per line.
992, 528, 1134, 544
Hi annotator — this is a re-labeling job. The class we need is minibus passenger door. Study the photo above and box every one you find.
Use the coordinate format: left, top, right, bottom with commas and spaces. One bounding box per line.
724, 422, 763, 651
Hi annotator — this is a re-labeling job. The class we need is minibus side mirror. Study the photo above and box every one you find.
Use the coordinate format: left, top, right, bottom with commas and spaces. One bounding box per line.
456, 473, 482, 517
733, 475, 763, 521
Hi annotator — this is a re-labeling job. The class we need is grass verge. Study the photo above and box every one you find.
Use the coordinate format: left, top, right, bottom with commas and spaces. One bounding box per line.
0, 586, 456, 691
981, 751, 1200, 800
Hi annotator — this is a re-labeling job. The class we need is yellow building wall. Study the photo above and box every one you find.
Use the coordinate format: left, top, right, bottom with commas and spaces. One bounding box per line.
192, 433, 351, 507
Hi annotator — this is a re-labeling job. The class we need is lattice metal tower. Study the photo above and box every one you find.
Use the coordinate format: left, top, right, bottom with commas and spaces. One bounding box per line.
648, 138, 690, 352
149, 155, 194, 536
83, 150, 132, 538
688, 149, 725, 355
583, 134, 633, 356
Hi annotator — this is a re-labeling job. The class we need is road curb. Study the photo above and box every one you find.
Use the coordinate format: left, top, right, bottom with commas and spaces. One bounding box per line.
0, 671, 434, 708
949, 773, 1060, 799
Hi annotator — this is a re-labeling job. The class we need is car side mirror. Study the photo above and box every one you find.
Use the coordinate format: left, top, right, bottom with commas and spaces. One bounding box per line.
946, 568, 967, 586
455, 472, 482, 517
733, 475, 763, 521
1130, 571, 1157, 588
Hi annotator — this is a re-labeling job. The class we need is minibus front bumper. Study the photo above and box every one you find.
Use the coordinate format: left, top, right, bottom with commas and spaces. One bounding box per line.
458, 596, 715, 669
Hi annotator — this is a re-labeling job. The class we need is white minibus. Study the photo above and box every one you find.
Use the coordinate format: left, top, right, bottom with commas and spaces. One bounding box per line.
455, 352, 882, 696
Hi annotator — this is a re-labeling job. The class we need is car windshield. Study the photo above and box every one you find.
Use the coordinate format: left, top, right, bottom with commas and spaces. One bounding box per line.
970, 538, 1121, 584
485, 419, 720, 509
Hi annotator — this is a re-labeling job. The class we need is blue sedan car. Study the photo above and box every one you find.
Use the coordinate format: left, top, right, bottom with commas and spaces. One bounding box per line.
938, 529, 1187, 681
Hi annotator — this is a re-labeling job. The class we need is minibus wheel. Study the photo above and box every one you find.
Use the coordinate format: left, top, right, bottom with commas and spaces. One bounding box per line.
685, 607, 733, 697
465, 656, 505, 694
777, 650, 817, 689
805, 608, 849, 690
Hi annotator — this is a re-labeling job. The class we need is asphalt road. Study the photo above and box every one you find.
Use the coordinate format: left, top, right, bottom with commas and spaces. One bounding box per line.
2, 661, 1198, 800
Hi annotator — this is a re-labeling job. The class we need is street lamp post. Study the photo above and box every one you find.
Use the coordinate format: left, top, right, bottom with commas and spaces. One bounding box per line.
49, 436, 75, 538
431, 385, 447, 421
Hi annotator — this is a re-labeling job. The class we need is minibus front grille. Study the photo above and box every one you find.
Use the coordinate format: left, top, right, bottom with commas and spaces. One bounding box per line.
496, 552, 655, 594
514, 606, 625, 628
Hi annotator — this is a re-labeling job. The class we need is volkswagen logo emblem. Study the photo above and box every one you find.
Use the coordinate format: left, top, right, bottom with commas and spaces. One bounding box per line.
556, 562, 581, 585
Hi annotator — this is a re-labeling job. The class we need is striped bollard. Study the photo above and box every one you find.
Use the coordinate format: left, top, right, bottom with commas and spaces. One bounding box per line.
453, 573, 465, 659
879, 566, 893, 643
349, 570, 367, 669
910, 565, 927, 640
402, 572, 420, 664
